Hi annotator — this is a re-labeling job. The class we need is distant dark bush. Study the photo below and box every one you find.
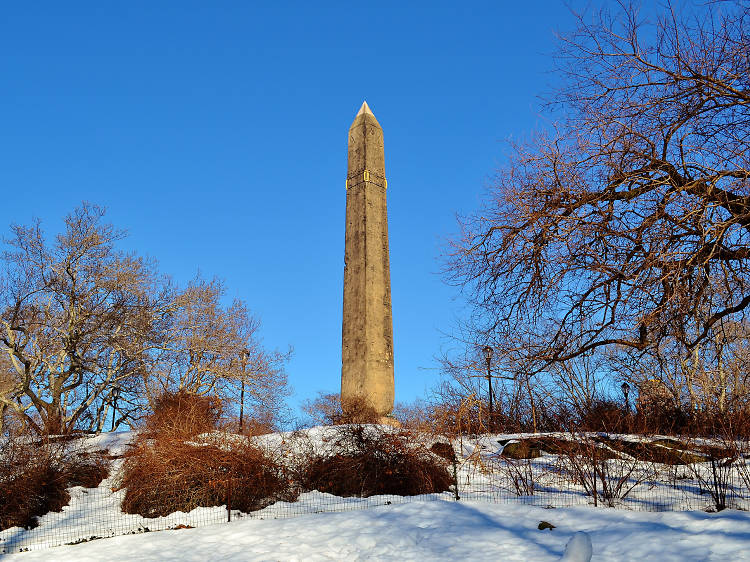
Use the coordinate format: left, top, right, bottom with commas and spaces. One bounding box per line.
298, 425, 453, 497
578, 400, 631, 433
0, 438, 109, 531
684, 409, 750, 439
633, 405, 689, 435
65, 453, 110, 488
430, 442, 457, 463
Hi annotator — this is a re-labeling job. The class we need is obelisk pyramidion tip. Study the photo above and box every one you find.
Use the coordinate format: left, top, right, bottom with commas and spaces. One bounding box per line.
356, 100, 373, 117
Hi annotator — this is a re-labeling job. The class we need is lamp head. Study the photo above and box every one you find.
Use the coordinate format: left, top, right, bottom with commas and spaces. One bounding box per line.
482, 345, 494, 363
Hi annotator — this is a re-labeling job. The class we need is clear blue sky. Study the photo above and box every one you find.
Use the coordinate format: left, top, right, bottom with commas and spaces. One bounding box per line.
1, 1, 586, 413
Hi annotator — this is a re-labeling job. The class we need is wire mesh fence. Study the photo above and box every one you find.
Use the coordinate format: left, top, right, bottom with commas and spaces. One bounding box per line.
455, 453, 750, 512
2, 435, 749, 554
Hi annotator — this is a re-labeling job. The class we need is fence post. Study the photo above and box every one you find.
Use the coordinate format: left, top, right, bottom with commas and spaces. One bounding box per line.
452, 456, 460, 501
592, 444, 598, 507
226, 475, 233, 522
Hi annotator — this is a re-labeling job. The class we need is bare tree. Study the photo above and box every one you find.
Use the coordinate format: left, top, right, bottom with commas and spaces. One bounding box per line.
437, 341, 549, 433
0, 204, 291, 434
607, 316, 750, 425
0, 354, 15, 434
300, 392, 344, 426
145, 277, 246, 399
232, 336, 291, 431
143, 276, 291, 428
447, 2, 750, 371
0, 204, 167, 434
549, 353, 607, 420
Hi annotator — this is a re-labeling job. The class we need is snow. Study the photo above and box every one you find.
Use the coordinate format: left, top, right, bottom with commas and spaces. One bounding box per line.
4, 500, 750, 561
561, 531, 592, 562
3, 428, 750, 559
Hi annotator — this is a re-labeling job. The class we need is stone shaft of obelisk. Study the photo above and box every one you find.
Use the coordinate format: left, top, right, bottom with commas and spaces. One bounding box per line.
341, 101, 395, 417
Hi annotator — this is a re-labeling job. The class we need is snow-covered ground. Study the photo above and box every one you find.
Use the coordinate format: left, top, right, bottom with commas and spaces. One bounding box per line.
2, 427, 750, 559
4, 499, 750, 561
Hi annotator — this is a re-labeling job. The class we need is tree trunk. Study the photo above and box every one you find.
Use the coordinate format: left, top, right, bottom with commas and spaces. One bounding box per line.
45, 402, 65, 435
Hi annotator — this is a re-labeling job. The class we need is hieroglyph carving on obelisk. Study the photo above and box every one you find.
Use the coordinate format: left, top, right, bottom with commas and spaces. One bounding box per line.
341, 101, 395, 417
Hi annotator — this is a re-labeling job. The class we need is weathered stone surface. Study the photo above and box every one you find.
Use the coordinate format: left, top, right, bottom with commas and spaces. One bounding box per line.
502, 441, 543, 459
341, 101, 395, 418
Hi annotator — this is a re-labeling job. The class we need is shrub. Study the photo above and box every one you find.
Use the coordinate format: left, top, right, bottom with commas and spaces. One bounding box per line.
0, 437, 109, 531
298, 425, 453, 497
556, 433, 656, 507
391, 401, 431, 432
428, 395, 490, 436
683, 424, 748, 511
301, 392, 343, 426
120, 437, 295, 517
302, 392, 383, 426
578, 400, 631, 433
145, 391, 222, 438
120, 392, 295, 517
340, 396, 382, 424
0, 446, 69, 531
237, 416, 277, 436
686, 409, 750, 438
499, 457, 536, 496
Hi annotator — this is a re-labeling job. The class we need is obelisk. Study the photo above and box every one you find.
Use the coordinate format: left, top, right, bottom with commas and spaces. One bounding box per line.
341, 101, 394, 418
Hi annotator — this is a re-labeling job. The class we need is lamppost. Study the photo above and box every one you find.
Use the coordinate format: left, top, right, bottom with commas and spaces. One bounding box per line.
110, 386, 121, 432
239, 349, 248, 433
621, 381, 631, 412
483, 345, 494, 430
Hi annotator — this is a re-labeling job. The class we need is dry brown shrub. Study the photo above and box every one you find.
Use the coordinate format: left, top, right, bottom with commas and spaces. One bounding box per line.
340, 396, 382, 424
145, 391, 222, 438
0, 447, 69, 531
298, 425, 453, 497
65, 452, 110, 488
429, 395, 488, 436
392, 401, 434, 432
237, 416, 277, 436
636, 406, 690, 436
554, 433, 657, 507
119, 437, 295, 517
301, 392, 383, 425
0, 437, 110, 531
121, 392, 294, 517
685, 409, 750, 439
497, 457, 537, 496
301, 392, 342, 425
